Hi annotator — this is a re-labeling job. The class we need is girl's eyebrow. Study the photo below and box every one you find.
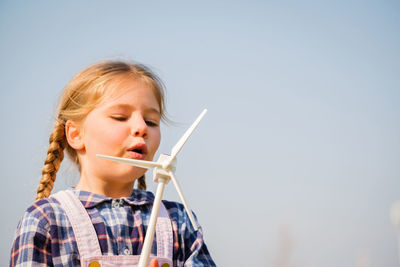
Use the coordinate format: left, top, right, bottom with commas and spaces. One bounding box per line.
107, 103, 133, 110
107, 104, 161, 115
146, 107, 162, 116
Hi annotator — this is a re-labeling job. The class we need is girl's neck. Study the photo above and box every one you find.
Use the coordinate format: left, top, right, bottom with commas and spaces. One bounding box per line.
76, 174, 135, 199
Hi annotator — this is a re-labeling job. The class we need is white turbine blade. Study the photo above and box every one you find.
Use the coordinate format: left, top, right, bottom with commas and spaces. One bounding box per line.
169, 171, 199, 231
170, 109, 207, 159
96, 154, 162, 169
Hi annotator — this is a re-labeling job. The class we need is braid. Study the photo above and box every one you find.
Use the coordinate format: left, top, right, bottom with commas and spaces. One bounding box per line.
36, 120, 67, 200
137, 175, 146, 190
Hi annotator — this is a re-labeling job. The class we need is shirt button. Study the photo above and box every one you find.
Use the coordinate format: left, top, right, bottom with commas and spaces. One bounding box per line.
112, 200, 120, 208
123, 247, 130, 255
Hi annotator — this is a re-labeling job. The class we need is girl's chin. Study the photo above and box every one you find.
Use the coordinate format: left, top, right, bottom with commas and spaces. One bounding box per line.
104, 176, 144, 188
92, 165, 148, 184
102, 167, 146, 179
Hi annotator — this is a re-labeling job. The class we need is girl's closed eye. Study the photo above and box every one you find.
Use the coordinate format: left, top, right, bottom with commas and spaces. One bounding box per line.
111, 115, 128, 121
111, 114, 159, 127
145, 119, 159, 127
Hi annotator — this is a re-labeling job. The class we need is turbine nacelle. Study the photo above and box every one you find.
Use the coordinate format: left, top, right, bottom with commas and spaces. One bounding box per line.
154, 154, 176, 182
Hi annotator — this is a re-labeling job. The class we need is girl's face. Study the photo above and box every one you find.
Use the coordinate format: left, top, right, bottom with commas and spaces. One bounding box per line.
76, 78, 161, 187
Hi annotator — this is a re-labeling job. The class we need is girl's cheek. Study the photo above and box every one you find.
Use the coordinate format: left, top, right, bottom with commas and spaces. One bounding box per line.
150, 128, 162, 148
102, 125, 130, 144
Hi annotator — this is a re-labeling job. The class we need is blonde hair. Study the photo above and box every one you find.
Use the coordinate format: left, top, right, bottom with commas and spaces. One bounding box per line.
36, 61, 166, 200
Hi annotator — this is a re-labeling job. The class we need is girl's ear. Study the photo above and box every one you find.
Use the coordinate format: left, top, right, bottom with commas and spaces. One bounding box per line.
65, 120, 85, 150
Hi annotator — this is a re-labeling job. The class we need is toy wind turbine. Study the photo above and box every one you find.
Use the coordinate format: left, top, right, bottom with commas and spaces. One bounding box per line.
96, 109, 207, 267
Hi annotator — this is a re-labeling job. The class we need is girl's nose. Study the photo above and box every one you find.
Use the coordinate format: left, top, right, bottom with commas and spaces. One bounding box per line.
131, 114, 148, 138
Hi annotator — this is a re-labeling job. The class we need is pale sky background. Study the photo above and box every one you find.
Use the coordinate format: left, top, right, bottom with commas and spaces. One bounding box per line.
1, 1, 399, 266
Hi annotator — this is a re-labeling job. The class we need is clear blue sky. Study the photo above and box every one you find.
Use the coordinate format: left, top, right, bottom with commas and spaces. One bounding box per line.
1, 1, 399, 266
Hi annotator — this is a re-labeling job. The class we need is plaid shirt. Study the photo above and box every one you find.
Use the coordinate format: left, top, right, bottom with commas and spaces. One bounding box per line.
10, 189, 215, 266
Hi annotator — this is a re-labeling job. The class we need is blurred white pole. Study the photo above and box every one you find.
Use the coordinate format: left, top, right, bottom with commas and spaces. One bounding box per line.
355, 249, 370, 267
390, 201, 400, 265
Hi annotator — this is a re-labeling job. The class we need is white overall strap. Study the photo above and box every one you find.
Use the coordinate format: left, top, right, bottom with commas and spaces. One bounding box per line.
156, 202, 173, 260
52, 190, 102, 258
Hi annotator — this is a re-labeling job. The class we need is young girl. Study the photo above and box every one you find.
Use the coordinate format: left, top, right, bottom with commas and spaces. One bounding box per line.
10, 61, 216, 267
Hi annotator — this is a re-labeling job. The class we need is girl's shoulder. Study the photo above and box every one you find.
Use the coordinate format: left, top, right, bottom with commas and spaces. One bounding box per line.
18, 190, 70, 230
162, 199, 186, 217
162, 199, 200, 232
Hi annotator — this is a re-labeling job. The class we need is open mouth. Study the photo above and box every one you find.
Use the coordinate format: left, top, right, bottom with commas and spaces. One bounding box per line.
131, 148, 143, 154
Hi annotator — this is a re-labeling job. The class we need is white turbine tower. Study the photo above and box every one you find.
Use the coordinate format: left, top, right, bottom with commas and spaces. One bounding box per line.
96, 109, 207, 267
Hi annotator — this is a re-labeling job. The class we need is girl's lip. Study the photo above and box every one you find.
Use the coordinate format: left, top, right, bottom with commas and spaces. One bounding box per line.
127, 143, 148, 159
126, 150, 146, 160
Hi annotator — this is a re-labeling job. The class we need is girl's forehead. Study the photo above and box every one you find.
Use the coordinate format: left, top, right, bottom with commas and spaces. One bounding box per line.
103, 77, 151, 98
99, 77, 159, 108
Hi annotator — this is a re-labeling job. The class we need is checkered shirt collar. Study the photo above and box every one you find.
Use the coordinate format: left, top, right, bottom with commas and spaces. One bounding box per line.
69, 188, 155, 208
